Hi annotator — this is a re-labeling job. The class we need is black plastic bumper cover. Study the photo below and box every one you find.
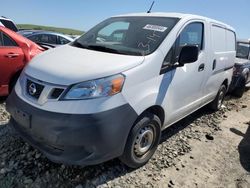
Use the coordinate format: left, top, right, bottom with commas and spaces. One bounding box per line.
6, 91, 138, 166
229, 75, 245, 92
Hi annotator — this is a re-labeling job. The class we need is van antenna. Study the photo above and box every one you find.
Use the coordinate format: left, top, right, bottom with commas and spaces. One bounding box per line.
147, 1, 155, 13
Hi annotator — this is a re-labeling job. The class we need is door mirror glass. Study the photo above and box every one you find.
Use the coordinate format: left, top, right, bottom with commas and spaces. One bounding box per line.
178, 45, 199, 64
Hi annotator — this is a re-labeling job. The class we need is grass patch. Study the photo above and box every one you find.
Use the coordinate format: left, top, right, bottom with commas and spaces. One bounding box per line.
17, 24, 84, 35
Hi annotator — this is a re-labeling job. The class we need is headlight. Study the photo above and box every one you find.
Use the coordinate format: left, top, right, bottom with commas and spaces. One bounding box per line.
62, 74, 125, 100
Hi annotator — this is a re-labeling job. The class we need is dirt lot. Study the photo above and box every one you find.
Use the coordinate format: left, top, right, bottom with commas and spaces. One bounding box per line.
0, 90, 250, 188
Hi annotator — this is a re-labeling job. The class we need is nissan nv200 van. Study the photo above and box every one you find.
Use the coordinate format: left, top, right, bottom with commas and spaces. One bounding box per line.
6, 13, 236, 168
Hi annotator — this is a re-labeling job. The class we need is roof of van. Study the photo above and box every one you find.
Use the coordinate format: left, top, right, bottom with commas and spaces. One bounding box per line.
113, 12, 235, 31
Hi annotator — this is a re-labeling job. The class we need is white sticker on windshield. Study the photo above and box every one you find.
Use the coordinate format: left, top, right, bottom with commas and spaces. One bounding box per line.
143, 24, 168, 32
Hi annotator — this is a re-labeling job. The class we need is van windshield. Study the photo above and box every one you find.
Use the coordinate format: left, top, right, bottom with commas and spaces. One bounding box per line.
73, 16, 179, 56
236, 42, 250, 59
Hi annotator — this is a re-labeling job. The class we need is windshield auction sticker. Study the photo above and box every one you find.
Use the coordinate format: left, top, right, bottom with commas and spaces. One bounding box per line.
143, 24, 168, 32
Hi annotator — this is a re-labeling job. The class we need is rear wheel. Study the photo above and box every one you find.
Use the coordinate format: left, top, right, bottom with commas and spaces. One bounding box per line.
209, 84, 227, 111
119, 112, 161, 168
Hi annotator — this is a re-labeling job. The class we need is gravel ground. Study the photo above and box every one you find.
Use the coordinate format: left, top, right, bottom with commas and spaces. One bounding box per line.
0, 91, 249, 188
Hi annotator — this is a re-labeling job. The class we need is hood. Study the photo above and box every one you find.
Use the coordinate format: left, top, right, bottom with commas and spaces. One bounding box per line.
25, 45, 144, 85
235, 57, 250, 65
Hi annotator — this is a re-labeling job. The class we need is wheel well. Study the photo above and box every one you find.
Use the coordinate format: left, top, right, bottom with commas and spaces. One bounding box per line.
143, 105, 165, 126
222, 79, 228, 89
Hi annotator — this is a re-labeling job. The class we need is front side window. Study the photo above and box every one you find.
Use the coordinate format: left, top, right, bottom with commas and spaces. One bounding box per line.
73, 16, 179, 56
29, 34, 57, 44
0, 32, 3, 46
28, 35, 40, 43
161, 22, 204, 73
178, 22, 204, 51
40, 34, 57, 44
236, 42, 250, 59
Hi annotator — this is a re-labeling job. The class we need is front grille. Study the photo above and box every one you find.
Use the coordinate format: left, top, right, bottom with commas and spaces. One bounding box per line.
26, 79, 44, 99
50, 88, 64, 99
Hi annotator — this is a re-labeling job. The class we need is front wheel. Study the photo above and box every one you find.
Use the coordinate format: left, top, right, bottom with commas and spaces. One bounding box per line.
119, 112, 161, 168
209, 84, 227, 111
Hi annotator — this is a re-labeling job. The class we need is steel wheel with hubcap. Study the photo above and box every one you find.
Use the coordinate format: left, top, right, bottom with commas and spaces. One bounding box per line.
120, 112, 161, 168
209, 84, 227, 111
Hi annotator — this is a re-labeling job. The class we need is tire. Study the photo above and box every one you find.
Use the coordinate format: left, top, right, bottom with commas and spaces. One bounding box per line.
209, 84, 227, 111
119, 112, 161, 168
233, 78, 246, 98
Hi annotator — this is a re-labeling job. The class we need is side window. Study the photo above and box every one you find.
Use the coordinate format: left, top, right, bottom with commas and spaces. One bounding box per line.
0, 32, 3, 46
28, 35, 40, 43
40, 34, 49, 43
3, 33, 17, 46
178, 22, 204, 52
31, 34, 57, 44
40, 34, 57, 44
161, 22, 204, 74
58, 36, 70, 45
47, 34, 57, 44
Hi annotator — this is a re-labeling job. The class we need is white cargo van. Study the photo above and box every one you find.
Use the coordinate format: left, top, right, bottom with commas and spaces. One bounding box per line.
7, 13, 236, 168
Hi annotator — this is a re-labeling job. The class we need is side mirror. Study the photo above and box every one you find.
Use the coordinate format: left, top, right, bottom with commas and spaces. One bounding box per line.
178, 45, 199, 65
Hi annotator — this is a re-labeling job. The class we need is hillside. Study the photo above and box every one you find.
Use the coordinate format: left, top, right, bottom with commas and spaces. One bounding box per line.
17, 24, 84, 35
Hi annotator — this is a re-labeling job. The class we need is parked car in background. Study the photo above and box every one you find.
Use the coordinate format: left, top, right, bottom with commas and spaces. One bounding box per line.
0, 16, 18, 32
0, 26, 44, 96
229, 39, 250, 97
7, 13, 236, 168
18, 30, 74, 48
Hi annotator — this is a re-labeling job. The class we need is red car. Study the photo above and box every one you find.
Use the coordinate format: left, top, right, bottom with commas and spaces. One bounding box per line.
0, 26, 44, 96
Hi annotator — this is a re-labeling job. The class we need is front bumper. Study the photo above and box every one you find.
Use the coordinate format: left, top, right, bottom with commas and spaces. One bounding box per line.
6, 91, 138, 166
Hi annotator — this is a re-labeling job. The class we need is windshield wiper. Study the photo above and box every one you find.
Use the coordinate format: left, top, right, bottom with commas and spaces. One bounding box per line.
73, 42, 142, 56
89, 45, 145, 56
87, 44, 128, 55
73, 41, 122, 54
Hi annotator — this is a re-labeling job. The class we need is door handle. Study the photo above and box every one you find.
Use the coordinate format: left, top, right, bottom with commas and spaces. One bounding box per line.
5, 53, 19, 58
212, 59, 217, 70
198, 63, 205, 72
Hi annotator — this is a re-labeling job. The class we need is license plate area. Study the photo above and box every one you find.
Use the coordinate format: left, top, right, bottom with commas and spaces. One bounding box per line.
14, 108, 31, 129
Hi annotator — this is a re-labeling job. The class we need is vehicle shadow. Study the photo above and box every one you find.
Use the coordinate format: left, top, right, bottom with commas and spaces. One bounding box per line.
0, 96, 7, 103
230, 124, 250, 172
160, 106, 214, 144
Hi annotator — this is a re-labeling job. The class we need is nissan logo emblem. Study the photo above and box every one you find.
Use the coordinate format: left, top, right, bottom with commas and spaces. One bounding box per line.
28, 83, 37, 96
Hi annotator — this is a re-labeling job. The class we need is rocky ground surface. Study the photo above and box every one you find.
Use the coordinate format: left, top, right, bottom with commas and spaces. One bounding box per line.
0, 91, 250, 188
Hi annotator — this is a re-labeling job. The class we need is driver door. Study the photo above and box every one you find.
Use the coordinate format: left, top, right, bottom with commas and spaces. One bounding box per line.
162, 21, 207, 125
